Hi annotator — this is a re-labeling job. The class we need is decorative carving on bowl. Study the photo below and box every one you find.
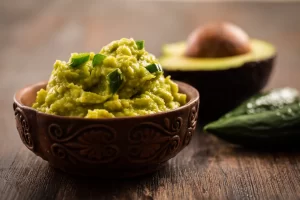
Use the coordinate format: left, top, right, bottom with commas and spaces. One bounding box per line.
183, 102, 199, 146
13, 103, 34, 150
128, 117, 183, 163
49, 124, 119, 164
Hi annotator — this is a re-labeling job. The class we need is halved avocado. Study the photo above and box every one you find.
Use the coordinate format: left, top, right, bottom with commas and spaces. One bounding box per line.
159, 39, 276, 122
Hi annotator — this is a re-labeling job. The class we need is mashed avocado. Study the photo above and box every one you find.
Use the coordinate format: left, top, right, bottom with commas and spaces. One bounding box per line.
32, 38, 186, 118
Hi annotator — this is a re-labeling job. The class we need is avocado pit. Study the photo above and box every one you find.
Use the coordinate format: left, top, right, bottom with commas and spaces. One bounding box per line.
184, 22, 251, 58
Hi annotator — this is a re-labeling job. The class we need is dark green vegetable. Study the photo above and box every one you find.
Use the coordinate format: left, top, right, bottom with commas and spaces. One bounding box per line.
93, 54, 106, 67
69, 53, 90, 68
145, 63, 163, 74
107, 69, 123, 94
204, 88, 300, 147
136, 40, 144, 50
222, 88, 299, 118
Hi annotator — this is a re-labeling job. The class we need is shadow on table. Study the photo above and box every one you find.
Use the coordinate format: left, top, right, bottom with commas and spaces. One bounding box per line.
231, 145, 300, 153
195, 122, 300, 154
193, 131, 300, 161
51, 162, 175, 199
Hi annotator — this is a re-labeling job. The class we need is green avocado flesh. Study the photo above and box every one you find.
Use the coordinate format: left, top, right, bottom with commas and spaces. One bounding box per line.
204, 88, 300, 146
32, 38, 186, 118
159, 39, 276, 71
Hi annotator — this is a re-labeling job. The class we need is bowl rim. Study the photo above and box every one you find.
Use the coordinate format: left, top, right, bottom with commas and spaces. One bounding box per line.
14, 80, 200, 121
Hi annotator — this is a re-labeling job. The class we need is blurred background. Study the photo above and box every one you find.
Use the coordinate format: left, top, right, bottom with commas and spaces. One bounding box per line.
1, 0, 300, 137
1, 0, 300, 84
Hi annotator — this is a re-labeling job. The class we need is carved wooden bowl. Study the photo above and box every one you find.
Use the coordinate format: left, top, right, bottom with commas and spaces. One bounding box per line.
13, 81, 199, 178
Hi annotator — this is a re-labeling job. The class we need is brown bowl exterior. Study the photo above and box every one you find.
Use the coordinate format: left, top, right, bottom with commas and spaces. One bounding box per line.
13, 81, 199, 178
165, 57, 275, 122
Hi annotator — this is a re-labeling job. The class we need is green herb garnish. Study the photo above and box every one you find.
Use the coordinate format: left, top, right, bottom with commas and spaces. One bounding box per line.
93, 54, 106, 67
145, 63, 163, 73
69, 53, 90, 68
136, 40, 145, 50
107, 69, 123, 94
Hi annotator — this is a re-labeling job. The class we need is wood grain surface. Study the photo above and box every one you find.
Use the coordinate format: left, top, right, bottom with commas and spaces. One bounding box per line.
1, 1, 300, 200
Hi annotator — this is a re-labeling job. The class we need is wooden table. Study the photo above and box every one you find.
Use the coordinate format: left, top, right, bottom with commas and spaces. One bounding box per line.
2, 1, 300, 199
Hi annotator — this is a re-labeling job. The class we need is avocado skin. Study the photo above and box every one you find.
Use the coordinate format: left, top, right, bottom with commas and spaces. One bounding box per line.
164, 56, 275, 123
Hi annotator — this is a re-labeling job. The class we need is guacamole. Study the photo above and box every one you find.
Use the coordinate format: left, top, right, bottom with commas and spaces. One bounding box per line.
32, 38, 186, 118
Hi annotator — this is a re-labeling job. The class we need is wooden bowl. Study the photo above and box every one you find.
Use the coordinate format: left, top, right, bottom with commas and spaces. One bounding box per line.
13, 81, 199, 178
